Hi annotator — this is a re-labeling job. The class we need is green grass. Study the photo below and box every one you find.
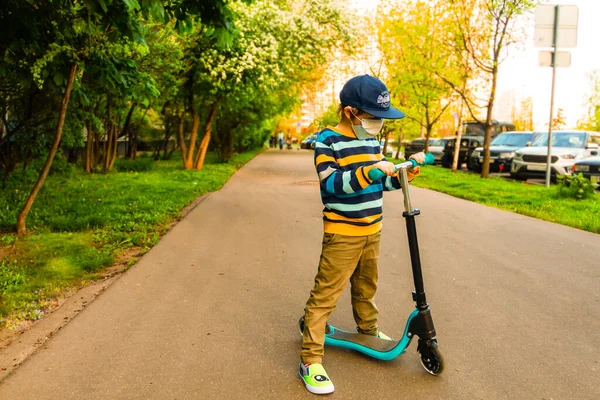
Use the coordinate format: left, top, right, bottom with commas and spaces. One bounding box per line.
0, 150, 261, 327
405, 164, 600, 234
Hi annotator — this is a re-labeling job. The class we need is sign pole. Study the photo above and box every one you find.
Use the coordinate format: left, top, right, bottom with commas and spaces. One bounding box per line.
545, 5, 559, 188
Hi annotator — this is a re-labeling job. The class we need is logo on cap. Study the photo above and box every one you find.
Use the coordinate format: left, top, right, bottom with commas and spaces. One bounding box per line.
377, 91, 390, 108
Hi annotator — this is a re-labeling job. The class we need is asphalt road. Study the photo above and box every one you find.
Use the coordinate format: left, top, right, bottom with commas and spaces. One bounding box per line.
0, 149, 598, 400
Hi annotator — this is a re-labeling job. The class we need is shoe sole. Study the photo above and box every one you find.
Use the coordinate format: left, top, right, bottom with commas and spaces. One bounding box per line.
298, 368, 335, 395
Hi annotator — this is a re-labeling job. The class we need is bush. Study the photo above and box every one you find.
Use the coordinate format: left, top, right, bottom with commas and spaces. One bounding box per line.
30, 154, 76, 177
0, 258, 25, 294
67, 248, 114, 272
0, 235, 17, 245
113, 158, 155, 172
556, 173, 597, 200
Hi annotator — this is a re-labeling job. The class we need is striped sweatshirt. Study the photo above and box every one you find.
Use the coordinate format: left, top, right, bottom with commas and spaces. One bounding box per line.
314, 126, 410, 236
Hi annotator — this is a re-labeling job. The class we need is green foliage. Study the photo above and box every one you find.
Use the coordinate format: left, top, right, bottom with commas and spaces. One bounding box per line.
556, 173, 597, 200
183, 0, 354, 162
0, 258, 25, 295
0, 235, 17, 245
68, 248, 114, 272
379, 0, 460, 136
316, 103, 341, 129
113, 158, 156, 172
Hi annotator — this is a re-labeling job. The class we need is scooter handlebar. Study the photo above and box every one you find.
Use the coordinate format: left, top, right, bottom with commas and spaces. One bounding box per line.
368, 153, 435, 181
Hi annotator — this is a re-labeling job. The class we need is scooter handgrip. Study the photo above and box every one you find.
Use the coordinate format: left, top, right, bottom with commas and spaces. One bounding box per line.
409, 153, 435, 167
368, 168, 386, 181
368, 153, 434, 181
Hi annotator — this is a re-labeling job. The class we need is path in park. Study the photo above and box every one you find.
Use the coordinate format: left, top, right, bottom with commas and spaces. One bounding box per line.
0, 150, 598, 399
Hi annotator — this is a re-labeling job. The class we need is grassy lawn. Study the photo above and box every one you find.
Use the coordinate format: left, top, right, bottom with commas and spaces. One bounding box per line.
0, 150, 261, 328
406, 164, 600, 234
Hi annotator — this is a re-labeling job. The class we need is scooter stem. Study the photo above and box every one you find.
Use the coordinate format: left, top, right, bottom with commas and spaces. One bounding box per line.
398, 164, 428, 310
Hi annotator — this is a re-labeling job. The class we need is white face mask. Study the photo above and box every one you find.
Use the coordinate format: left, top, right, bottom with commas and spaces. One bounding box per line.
350, 110, 384, 139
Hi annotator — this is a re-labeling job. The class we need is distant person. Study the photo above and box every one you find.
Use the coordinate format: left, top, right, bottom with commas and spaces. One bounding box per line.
278, 131, 285, 150
270, 134, 276, 148
298, 74, 425, 395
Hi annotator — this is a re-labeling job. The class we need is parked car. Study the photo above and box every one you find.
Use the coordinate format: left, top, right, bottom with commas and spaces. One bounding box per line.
442, 120, 516, 169
468, 131, 543, 172
404, 137, 450, 164
441, 136, 483, 169
510, 131, 600, 181
573, 156, 600, 188
301, 134, 317, 149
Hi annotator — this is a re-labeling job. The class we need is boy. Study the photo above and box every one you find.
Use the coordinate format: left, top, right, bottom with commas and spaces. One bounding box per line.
299, 75, 425, 394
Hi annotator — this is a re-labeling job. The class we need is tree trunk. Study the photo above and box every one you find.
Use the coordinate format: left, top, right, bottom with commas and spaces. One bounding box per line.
108, 124, 118, 169
103, 122, 113, 173
120, 103, 135, 159
161, 122, 172, 160
93, 131, 100, 170
183, 112, 200, 170
85, 119, 93, 173
382, 133, 390, 158
481, 68, 498, 179
424, 126, 432, 153
177, 113, 188, 168
219, 129, 234, 163
395, 131, 402, 160
16, 63, 77, 236
451, 128, 463, 173
194, 100, 220, 170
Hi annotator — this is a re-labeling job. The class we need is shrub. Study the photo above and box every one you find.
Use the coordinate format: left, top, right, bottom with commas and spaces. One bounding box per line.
0, 258, 25, 294
556, 173, 596, 200
68, 248, 114, 272
113, 158, 155, 172
0, 235, 17, 245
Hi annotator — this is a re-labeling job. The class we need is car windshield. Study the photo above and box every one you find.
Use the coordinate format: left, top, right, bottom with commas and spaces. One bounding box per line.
429, 139, 444, 146
531, 132, 587, 148
491, 133, 532, 147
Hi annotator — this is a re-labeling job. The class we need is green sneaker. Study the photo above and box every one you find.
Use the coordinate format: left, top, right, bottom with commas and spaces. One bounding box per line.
298, 362, 335, 394
377, 331, 393, 340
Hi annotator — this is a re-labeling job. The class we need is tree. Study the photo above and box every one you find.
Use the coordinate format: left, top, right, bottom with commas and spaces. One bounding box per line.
443, 0, 538, 178
0, 0, 247, 235
379, 0, 461, 153
180, 0, 354, 168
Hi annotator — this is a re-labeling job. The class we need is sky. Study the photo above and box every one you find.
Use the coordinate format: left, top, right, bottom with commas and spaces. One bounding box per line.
351, 0, 600, 130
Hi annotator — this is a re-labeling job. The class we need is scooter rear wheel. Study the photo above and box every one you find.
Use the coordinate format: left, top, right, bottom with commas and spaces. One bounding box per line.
418, 340, 444, 375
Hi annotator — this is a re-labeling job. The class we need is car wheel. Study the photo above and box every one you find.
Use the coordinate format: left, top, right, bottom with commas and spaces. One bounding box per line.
510, 173, 526, 181
441, 153, 452, 168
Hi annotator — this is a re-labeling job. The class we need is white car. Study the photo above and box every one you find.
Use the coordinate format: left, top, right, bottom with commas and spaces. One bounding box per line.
510, 131, 600, 181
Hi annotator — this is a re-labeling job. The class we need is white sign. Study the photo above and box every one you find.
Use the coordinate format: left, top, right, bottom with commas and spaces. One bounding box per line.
539, 51, 571, 67
534, 5, 578, 48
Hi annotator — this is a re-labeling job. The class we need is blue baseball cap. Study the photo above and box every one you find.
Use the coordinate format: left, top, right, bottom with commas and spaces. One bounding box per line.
339, 75, 405, 119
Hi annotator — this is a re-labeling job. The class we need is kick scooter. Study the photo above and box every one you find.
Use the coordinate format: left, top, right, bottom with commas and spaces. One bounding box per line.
299, 153, 444, 375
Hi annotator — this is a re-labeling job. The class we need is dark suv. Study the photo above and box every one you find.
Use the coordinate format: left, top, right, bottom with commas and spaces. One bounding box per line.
441, 136, 483, 169
441, 121, 516, 169
468, 131, 542, 172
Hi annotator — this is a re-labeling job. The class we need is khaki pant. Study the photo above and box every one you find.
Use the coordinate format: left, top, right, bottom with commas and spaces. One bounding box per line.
301, 231, 381, 364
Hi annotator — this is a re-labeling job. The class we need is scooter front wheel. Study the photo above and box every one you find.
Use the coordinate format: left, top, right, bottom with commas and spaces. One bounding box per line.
418, 339, 444, 375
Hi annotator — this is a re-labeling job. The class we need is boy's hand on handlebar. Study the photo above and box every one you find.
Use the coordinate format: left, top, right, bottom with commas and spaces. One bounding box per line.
408, 152, 425, 176
373, 161, 396, 176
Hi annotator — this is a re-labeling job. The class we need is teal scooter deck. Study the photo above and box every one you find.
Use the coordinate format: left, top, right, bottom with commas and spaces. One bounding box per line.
323, 309, 418, 361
